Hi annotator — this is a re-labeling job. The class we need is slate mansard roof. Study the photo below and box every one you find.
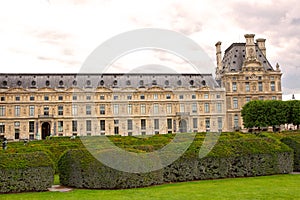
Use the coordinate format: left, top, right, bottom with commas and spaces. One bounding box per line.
221, 43, 274, 72
0, 73, 220, 89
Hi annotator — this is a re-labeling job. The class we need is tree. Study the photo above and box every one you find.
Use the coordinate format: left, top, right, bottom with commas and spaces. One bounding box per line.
286, 100, 300, 129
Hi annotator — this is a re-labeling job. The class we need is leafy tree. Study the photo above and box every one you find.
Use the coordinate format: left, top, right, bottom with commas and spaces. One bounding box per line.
286, 100, 300, 129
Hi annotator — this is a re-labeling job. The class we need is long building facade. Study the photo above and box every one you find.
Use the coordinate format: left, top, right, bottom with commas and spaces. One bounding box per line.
0, 33, 282, 140
0, 73, 226, 140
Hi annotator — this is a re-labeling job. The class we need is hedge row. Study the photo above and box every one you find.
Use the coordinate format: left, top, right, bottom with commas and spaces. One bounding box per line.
58, 136, 293, 189
281, 136, 300, 171
0, 152, 55, 193
58, 149, 163, 189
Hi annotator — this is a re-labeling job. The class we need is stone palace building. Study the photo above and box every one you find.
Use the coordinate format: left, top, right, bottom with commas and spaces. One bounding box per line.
0, 34, 282, 140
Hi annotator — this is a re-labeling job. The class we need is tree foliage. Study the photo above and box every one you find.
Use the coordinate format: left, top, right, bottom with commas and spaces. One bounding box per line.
242, 100, 300, 129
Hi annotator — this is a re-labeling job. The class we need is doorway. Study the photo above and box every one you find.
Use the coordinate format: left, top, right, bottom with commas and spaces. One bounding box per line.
42, 122, 50, 139
179, 119, 187, 133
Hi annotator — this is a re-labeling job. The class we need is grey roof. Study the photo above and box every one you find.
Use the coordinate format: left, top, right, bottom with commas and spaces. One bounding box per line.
0, 73, 220, 89
221, 43, 274, 73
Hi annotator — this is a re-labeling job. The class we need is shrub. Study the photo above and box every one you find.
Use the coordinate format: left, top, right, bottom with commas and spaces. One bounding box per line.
281, 136, 300, 171
58, 149, 163, 189
58, 135, 293, 189
0, 152, 55, 193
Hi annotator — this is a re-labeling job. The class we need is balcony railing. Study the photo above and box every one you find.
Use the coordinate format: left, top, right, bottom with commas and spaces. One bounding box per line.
38, 114, 54, 118
176, 112, 190, 116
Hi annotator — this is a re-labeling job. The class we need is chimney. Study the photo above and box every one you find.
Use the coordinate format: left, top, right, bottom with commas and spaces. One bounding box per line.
256, 38, 266, 57
244, 34, 257, 60
215, 41, 222, 70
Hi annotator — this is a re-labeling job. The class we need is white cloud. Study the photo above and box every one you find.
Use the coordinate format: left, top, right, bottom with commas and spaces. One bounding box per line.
0, 0, 299, 97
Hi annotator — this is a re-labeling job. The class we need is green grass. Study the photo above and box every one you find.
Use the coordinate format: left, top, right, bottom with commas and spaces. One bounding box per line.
1, 174, 299, 200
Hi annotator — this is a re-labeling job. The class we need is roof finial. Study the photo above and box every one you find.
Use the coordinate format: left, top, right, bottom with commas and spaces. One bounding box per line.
276, 63, 280, 71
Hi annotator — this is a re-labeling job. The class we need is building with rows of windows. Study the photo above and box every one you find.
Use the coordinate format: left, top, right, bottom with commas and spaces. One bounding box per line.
215, 34, 282, 131
0, 33, 282, 140
0, 73, 226, 140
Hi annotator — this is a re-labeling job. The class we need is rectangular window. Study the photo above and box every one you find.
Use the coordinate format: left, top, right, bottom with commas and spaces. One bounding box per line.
15, 105, 20, 116
166, 94, 171, 99
193, 118, 198, 129
72, 95, 77, 100
100, 95, 105, 100
204, 103, 210, 113
167, 104, 172, 114
233, 97, 238, 109
192, 94, 196, 99
127, 95, 132, 100
16, 96, 20, 101
204, 94, 209, 99
258, 82, 263, 92
218, 117, 222, 130
259, 96, 264, 100
245, 82, 250, 92
44, 96, 49, 101
154, 119, 159, 130
141, 119, 146, 130
72, 120, 77, 132
192, 103, 197, 113
100, 120, 105, 131
140, 94, 145, 100
246, 97, 251, 103
179, 95, 184, 99
154, 104, 159, 114
272, 96, 276, 100
113, 104, 119, 114
58, 96, 63, 101
232, 82, 237, 92
15, 129, 20, 139
72, 105, 78, 116
0, 122, 5, 133
0, 106, 6, 116
141, 104, 146, 114
180, 104, 185, 112
114, 127, 119, 135
29, 121, 34, 133
216, 94, 221, 99
205, 118, 210, 129
58, 105, 63, 115
271, 81, 275, 91
113, 95, 119, 100
99, 104, 105, 115
217, 103, 222, 113
114, 120, 119, 125
0, 96, 5, 101
86, 120, 92, 132
58, 121, 63, 132
29, 105, 35, 116
167, 119, 172, 130
153, 94, 158, 100
86, 95, 91, 100
30, 96, 35, 101
127, 119, 133, 130
44, 106, 49, 116
234, 115, 239, 128
86, 105, 91, 115
128, 104, 132, 114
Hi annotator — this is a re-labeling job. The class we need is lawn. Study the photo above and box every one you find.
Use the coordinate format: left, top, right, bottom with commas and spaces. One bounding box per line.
1, 174, 299, 200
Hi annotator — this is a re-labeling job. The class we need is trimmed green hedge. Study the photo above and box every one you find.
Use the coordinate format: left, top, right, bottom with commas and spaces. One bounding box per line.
281, 136, 300, 171
58, 149, 163, 189
58, 136, 293, 189
0, 152, 55, 193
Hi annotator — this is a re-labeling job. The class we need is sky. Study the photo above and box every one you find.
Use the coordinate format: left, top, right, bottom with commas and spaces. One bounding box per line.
0, 0, 299, 100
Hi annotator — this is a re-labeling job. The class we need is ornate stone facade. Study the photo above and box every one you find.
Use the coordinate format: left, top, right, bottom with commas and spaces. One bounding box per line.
0, 34, 283, 140
215, 34, 282, 131
0, 73, 226, 140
